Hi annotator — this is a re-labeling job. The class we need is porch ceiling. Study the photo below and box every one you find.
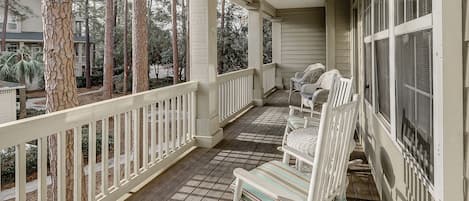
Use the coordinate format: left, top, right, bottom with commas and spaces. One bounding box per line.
265, 0, 325, 9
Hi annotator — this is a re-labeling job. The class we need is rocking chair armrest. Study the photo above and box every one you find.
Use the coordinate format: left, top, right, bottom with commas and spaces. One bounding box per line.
233, 168, 296, 201
283, 146, 315, 166
288, 105, 313, 115
311, 88, 330, 104
303, 116, 320, 127
294, 72, 306, 79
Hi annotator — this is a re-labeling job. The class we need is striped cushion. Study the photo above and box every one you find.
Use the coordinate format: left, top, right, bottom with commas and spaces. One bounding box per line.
231, 161, 310, 201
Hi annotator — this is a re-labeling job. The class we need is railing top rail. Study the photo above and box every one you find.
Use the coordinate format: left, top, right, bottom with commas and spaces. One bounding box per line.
217, 68, 255, 83
0, 81, 198, 149
262, 63, 276, 71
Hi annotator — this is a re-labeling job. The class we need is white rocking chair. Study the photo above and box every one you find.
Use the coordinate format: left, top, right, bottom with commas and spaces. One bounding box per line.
232, 96, 360, 201
283, 76, 354, 142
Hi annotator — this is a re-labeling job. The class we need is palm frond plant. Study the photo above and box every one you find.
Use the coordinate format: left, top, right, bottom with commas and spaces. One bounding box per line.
0, 47, 43, 119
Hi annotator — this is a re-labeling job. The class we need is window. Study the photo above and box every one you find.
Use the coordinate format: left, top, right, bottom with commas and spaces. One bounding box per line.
375, 39, 390, 120
8, 16, 17, 30
6, 43, 18, 52
395, 0, 432, 25
364, 43, 372, 103
396, 30, 433, 182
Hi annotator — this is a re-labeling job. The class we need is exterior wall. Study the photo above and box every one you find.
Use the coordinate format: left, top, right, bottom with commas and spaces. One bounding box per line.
334, 0, 351, 77
275, 8, 326, 88
0, 0, 43, 33
454, 2, 469, 200
17, 0, 43, 32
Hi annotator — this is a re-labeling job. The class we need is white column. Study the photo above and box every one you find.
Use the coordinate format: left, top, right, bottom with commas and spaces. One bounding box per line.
248, 8, 264, 106
272, 20, 283, 89
326, 0, 336, 69
189, 0, 223, 148
433, 0, 464, 200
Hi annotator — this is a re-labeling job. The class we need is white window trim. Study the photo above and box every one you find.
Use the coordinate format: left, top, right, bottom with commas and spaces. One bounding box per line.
394, 13, 433, 36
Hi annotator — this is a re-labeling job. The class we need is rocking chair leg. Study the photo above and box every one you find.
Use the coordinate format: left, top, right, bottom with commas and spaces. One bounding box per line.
233, 178, 244, 201
282, 152, 291, 164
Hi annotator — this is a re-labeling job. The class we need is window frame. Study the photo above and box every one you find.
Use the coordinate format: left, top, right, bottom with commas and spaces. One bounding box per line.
360, 0, 440, 192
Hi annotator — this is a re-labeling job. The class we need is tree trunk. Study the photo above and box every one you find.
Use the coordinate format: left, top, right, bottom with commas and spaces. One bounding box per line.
123, 0, 128, 94
219, 0, 226, 74
18, 76, 26, 119
186, 0, 190, 81
1, 0, 9, 52
103, 0, 114, 98
132, 0, 148, 93
41, 0, 83, 200
171, 0, 179, 84
85, 0, 91, 88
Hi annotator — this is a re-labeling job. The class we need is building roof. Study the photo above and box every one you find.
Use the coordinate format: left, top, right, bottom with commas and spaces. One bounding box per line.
5, 32, 91, 43
0, 80, 25, 91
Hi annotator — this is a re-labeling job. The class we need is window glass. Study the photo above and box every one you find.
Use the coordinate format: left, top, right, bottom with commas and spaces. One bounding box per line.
375, 39, 390, 120
419, 0, 432, 17
364, 43, 373, 103
374, 0, 389, 33
396, 30, 433, 183
364, 0, 372, 36
396, 0, 405, 25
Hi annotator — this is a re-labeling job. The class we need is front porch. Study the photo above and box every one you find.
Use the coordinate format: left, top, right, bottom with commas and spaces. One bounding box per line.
126, 91, 379, 201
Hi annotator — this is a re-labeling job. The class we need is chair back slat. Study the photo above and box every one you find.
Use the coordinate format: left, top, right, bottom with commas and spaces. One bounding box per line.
308, 95, 360, 201
328, 76, 354, 108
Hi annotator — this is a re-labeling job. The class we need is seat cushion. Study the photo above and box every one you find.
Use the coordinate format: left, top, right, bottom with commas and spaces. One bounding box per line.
286, 127, 320, 156
230, 161, 310, 201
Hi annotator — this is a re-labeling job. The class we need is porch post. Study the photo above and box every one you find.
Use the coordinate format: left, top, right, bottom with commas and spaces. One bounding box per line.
189, 0, 223, 148
248, 6, 265, 106
433, 0, 464, 200
325, 0, 336, 70
272, 20, 283, 89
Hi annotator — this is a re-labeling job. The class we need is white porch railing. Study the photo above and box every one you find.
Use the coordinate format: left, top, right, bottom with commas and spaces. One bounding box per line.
0, 81, 198, 201
217, 69, 254, 126
262, 63, 276, 95
403, 151, 436, 201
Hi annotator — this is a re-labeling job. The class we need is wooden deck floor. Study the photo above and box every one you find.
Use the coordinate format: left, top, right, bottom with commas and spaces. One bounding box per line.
126, 90, 380, 201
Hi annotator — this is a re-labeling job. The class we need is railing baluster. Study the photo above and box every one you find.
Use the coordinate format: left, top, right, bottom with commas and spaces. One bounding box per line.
73, 127, 82, 201
171, 97, 176, 151
102, 118, 109, 195
158, 101, 164, 159
124, 112, 130, 181
191, 91, 196, 138
177, 96, 181, 148
113, 114, 121, 188
15, 143, 26, 201
38, 137, 48, 201
132, 109, 139, 175
183, 94, 188, 144
57, 131, 66, 201
151, 104, 157, 163
165, 99, 170, 155
88, 122, 96, 201
142, 106, 149, 170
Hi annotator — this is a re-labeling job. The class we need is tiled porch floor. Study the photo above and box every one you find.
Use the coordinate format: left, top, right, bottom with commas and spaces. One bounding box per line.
126, 91, 380, 201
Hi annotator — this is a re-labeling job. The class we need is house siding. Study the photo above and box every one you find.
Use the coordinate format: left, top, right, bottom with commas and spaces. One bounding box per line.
276, 8, 326, 88
334, 0, 351, 77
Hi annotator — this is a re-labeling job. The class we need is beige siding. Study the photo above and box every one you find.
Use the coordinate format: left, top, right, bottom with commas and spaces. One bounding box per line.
462, 0, 469, 199
19, 0, 43, 32
0, 0, 43, 33
277, 8, 326, 88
